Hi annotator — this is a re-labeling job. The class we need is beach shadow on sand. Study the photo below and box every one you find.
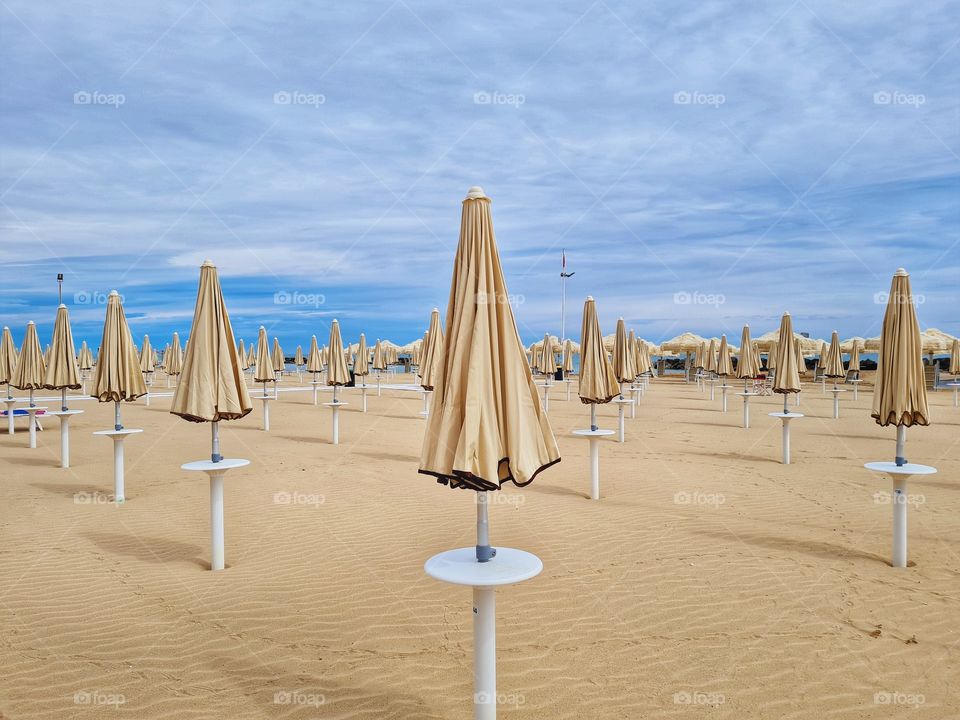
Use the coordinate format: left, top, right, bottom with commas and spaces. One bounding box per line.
352, 449, 420, 464
31, 481, 114, 498
694, 528, 888, 565
84, 531, 207, 568
526, 483, 591, 500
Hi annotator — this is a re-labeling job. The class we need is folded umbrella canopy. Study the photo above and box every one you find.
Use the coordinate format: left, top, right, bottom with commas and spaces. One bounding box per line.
636, 336, 652, 376
307, 335, 323, 375
823, 331, 845, 379
772, 312, 801, 413
78, 340, 92, 371
237, 339, 248, 371
372, 339, 386, 371
294, 345, 304, 368
578, 296, 619, 431
93, 291, 147, 428
253, 326, 275, 391
354, 333, 370, 379
0, 326, 17, 396
13, 321, 46, 402
272, 338, 285, 374
767, 340, 778, 371
848, 340, 861, 374
950, 338, 960, 375
326, 319, 349, 387
872, 269, 929, 433
420, 186, 560, 492
246, 342, 256, 369
694, 341, 706, 371
537, 332, 555, 376
737, 325, 760, 381
612, 318, 634, 385
563, 338, 575, 373
139, 335, 155, 374
43, 304, 81, 405
420, 309, 444, 391
716, 335, 733, 377
167, 332, 184, 377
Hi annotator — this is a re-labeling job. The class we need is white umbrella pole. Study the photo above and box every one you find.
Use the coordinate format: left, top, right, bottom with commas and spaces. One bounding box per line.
892, 474, 907, 568
895, 425, 907, 466
474, 585, 496, 720
590, 404, 597, 432
114, 400, 122, 430
210, 470, 225, 570
61, 388, 67, 412
743, 395, 750, 429
377, 372, 381, 397
29, 388, 35, 408
211, 421, 222, 463
114, 435, 125, 502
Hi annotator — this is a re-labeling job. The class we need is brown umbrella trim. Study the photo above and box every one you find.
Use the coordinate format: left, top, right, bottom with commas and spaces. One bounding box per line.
419, 455, 561, 492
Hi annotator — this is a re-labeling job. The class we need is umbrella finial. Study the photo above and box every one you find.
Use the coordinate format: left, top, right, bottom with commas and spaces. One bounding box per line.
201, 258, 214, 267
109, 290, 119, 297
895, 267, 908, 276
465, 186, 486, 199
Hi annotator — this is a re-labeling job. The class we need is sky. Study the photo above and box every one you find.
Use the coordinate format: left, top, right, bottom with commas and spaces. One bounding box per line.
1, 1, 957, 352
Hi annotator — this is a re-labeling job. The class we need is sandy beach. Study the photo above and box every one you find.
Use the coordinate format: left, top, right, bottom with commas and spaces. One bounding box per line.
1, 373, 957, 719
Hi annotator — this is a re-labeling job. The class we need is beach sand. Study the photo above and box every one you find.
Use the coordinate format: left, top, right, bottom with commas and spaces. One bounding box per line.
1, 373, 957, 719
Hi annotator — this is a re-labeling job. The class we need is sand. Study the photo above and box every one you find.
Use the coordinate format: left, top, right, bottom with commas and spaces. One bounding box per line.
0, 372, 957, 719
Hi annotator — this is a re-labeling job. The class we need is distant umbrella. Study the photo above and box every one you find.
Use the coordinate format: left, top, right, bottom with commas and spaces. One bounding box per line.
272, 337, 285, 373
237, 339, 248, 370
167, 332, 184, 377
716, 335, 733, 377
537, 332, 555, 376
326, 319, 350, 387
949, 338, 959, 375
372, 339, 386, 371
772, 312, 801, 413
848, 340, 861, 374
307, 335, 323, 374
13, 321, 47, 402
1, 326, 19, 395
704, 338, 718, 374
78, 340, 92, 371
736, 326, 760, 382
139, 335, 155, 374
43, 304, 81, 401
578, 296, 619, 429
253, 326, 276, 391
294, 345, 304, 367
93, 291, 147, 427
354, 333, 370, 378
823, 331, 845, 378
420, 309, 444, 391
563, 339, 575, 373
612, 318, 634, 385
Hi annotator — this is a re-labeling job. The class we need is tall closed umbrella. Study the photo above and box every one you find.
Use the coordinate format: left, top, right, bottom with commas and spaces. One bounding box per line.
772, 313, 801, 412
562, 339, 574, 373
237, 339, 248, 371
93, 291, 147, 424
171, 259, 253, 571
12, 321, 46, 447
578, 296, 619, 430
272, 338, 285, 375
949, 338, 959, 375
420, 187, 559, 718
612, 318, 634, 387
865, 268, 935, 568
704, 338, 718, 374
294, 345, 304, 368
849, 340, 861, 375
44, 304, 81, 407
78, 340, 92, 371
420, 309, 444, 391
767, 340, 778, 372
355, 333, 369, 380
253, 326, 275, 393
823, 331, 846, 418
326, 320, 349, 390
372, 339, 386, 371
307, 335, 323, 376
1, 326, 18, 398
166, 332, 183, 386
737, 326, 759, 384
246, 342, 256, 369
139, 335, 155, 375
716, 335, 733, 377
536, 333, 554, 377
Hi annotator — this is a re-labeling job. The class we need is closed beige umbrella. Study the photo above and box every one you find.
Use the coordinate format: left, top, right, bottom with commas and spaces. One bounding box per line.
326, 319, 349, 390
307, 335, 323, 375
236, 339, 247, 371
44, 344, 51, 367
420, 186, 559, 492
246, 342, 256, 369
13, 321, 46, 403
294, 345, 304, 368
78, 340, 92, 371
848, 340, 861, 375
167, 332, 183, 382
795, 338, 805, 376
824, 331, 844, 378
562, 338, 575, 373
44, 304, 81, 400
737, 325, 760, 383
704, 338, 718, 374
815, 341, 827, 376
93, 291, 147, 427
537, 332, 555, 376
354, 333, 369, 379
693, 341, 706, 371
872, 269, 929, 433
253, 326, 275, 393
272, 338, 285, 375
139, 335, 155, 374
949, 338, 960, 376
767, 340, 778, 371
716, 335, 733, 377
636, 336, 652, 376
0, 326, 17, 398
420, 309, 444, 391
372, 339, 386, 371
612, 318, 634, 386
772, 312, 801, 412
578, 296, 619, 429
170, 259, 252, 426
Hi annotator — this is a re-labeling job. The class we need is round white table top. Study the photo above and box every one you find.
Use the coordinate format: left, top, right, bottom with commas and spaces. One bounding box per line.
612, 397, 634, 405
324, 401, 349, 408
768, 412, 804, 419
425, 547, 542, 588
572, 428, 616, 438
864, 461, 937, 476
829, 388, 847, 393
181, 458, 250, 472
735, 392, 759, 397
46, 409, 84, 417
93, 428, 143, 437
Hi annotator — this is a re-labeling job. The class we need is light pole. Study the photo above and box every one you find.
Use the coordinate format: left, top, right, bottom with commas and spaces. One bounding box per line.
560, 250, 574, 343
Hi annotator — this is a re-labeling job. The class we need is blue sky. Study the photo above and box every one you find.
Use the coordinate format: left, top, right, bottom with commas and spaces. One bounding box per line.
1, 1, 957, 352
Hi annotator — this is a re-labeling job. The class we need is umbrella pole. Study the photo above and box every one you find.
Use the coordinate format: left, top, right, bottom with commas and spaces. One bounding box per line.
590, 404, 597, 432
895, 425, 907, 466
476, 492, 495, 562
211, 421, 222, 463
29, 388, 35, 408
61, 388, 67, 412
114, 400, 122, 431
473, 585, 496, 720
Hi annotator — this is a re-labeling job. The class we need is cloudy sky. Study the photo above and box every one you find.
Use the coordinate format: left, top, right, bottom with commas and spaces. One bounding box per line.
1, 1, 957, 351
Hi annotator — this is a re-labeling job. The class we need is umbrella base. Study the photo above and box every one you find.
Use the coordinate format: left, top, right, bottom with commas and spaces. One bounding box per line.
864, 462, 937, 568
46, 409, 83, 468
572, 428, 616, 499
182, 458, 251, 571
768, 413, 802, 464
93, 428, 143, 503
